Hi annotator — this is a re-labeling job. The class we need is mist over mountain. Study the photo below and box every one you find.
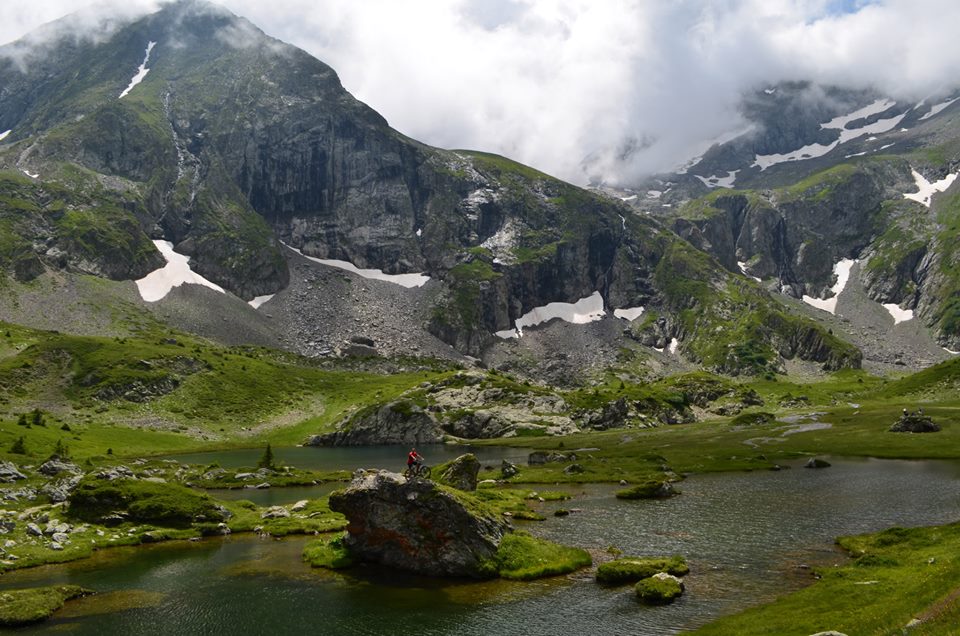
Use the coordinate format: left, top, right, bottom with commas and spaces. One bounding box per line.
4, 0, 960, 186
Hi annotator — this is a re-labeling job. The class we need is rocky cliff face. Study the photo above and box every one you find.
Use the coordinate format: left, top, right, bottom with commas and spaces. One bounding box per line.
0, 1, 868, 373
328, 470, 511, 577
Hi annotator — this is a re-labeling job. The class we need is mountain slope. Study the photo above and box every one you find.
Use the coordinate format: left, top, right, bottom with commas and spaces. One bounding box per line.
618, 82, 960, 357
0, 1, 863, 377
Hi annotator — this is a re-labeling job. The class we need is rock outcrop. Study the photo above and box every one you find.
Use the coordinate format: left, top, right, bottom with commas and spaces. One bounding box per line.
438, 454, 481, 492
305, 401, 444, 446
890, 413, 940, 433
328, 470, 511, 577
0, 461, 27, 483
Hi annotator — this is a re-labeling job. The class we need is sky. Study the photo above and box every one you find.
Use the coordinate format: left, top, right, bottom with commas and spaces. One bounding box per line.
2, 0, 959, 185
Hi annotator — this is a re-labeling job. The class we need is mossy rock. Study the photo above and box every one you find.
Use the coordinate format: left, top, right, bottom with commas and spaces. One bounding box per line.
615, 479, 678, 500
491, 531, 592, 580
302, 534, 355, 569
596, 555, 689, 585
635, 572, 685, 605
68, 478, 226, 527
0, 585, 93, 627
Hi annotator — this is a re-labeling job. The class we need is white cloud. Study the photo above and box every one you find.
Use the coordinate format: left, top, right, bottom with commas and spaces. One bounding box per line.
3, 0, 960, 185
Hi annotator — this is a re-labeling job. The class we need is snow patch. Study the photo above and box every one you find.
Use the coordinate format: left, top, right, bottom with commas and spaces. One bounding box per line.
646, 190, 662, 199
822, 99, 896, 131
249, 294, 274, 309
618, 214, 626, 230
0, 130, 10, 142
496, 291, 605, 338
619, 194, 638, 202
882, 303, 914, 325
136, 240, 226, 302
919, 97, 959, 121
284, 243, 430, 288
668, 338, 679, 354
904, 169, 958, 207
694, 170, 738, 189
614, 306, 645, 321
945, 348, 959, 355
738, 261, 761, 282
119, 41, 157, 99
753, 99, 904, 170
416, 228, 422, 238
21, 169, 38, 179
764, 88, 777, 95
801, 258, 856, 315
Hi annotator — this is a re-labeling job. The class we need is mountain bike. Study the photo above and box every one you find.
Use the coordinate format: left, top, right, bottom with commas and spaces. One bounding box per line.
404, 463, 431, 479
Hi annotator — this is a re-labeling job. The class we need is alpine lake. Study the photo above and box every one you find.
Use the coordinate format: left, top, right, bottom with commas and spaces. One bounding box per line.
2, 446, 960, 635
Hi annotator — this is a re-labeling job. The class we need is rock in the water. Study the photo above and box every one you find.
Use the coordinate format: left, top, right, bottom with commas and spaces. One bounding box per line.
329, 470, 511, 578
804, 458, 831, 469
439, 454, 480, 491
890, 414, 940, 433
635, 572, 685, 604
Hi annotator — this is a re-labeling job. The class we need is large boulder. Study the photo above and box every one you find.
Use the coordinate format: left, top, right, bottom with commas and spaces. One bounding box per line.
438, 454, 481, 491
305, 401, 444, 446
328, 470, 511, 577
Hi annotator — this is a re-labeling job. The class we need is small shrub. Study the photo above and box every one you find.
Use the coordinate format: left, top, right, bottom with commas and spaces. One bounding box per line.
9, 436, 26, 455
257, 443, 275, 470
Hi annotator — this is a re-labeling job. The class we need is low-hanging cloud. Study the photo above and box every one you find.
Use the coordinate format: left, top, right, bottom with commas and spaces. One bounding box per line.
4, 0, 960, 185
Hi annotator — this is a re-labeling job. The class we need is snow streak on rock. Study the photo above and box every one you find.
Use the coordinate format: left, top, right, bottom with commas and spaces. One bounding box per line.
119, 41, 157, 99
284, 244, 430, 288
801, 258, 856, 315
919, 97, 959, 121
753, 99, 904, 171
738, 261, 761, 282
21, 169, 38, 179
136, 240, 226, 302
496, 291, 605, 338
0, 130, 11, 141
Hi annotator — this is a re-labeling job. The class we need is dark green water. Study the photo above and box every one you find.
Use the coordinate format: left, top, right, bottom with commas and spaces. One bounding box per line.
4, 457, 960, 635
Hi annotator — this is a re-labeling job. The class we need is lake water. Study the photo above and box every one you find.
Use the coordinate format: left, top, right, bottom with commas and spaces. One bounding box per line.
4, 457, 960, 635
167, 443, 531, 473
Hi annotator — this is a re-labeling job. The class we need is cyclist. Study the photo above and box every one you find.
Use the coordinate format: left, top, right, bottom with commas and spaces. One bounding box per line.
407, 447, 424, 473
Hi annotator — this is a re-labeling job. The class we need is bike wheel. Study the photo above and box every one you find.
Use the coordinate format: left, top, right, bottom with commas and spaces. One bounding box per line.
418, 465, 431, 478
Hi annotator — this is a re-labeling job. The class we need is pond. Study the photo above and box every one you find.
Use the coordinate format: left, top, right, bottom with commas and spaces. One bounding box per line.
4, 457, 960, 635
